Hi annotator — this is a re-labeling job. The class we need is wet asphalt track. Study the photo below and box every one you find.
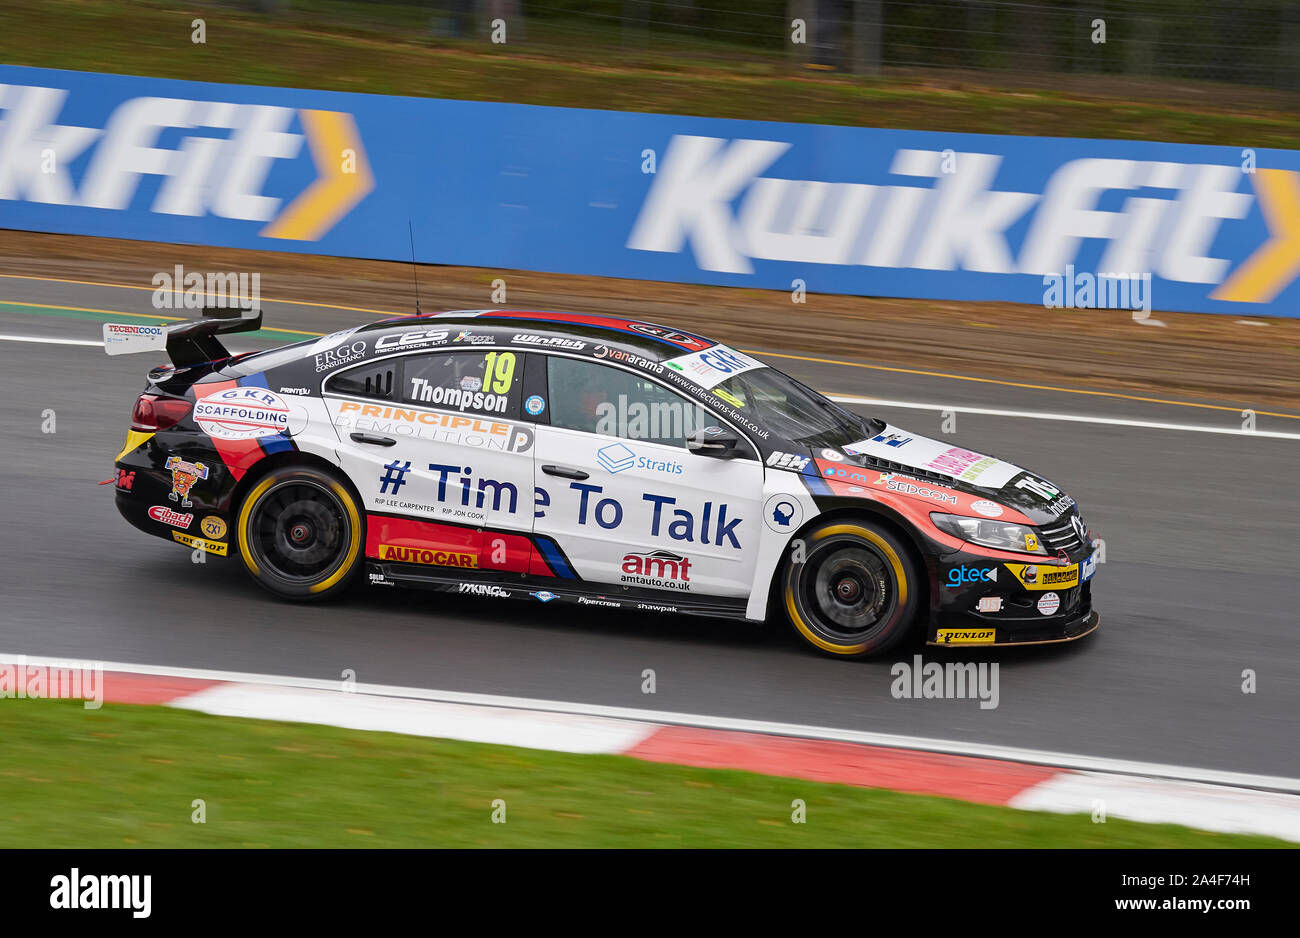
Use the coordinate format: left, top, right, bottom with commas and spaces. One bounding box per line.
1, 277, 1297, 778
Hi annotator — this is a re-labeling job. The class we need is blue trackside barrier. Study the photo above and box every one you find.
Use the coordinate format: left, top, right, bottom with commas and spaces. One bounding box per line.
1, 65, 1297, 316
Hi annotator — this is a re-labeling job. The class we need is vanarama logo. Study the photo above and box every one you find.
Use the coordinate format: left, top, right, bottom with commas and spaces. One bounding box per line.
379, 544, 477, 568
621, 550, 692, 591
593, 345, 664, 373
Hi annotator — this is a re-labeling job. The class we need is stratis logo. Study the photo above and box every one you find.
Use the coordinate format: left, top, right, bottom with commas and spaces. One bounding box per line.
597, 442, 637, 473
148, 505, 193, 529
621, 550, 692, 591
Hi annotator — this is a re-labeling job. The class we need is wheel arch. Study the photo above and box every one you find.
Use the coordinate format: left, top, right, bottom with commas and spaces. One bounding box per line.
763, 500, 936, 627
229, 449, 368, 600
228, 449, 360, 521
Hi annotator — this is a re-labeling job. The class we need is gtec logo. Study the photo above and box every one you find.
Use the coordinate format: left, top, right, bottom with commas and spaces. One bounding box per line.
946, 565, 998, 588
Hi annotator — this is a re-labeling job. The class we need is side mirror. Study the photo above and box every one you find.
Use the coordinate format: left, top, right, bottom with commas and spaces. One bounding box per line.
688, 425, 741, 458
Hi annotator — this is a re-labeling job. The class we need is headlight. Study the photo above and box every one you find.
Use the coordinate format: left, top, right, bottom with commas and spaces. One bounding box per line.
930, 512, 1047, 555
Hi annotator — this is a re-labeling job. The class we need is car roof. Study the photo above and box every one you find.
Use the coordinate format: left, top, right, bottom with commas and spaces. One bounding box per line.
361, 309, 718, 362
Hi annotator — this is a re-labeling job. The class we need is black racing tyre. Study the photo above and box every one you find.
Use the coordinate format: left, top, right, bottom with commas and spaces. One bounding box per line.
781, 519, 921, 658
235, 465, 364, 601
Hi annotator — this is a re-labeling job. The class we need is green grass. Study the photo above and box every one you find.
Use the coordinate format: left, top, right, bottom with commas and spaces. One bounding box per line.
0, 698, 1290, 847
1, 0, 1297, 147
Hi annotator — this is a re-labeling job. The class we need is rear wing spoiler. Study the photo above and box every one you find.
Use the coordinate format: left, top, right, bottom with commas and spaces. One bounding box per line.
103, 307, 262, 367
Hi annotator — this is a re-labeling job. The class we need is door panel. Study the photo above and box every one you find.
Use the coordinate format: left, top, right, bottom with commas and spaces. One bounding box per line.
532, 355, 763, 598
325, 349, 536, 576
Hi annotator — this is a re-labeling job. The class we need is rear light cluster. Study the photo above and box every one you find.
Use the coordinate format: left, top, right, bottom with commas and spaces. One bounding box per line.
131, 393, 192, 432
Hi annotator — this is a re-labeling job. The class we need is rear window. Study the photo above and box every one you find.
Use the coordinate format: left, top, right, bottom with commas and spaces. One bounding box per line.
399, 349, 523, 419
219, 342, 311, 378
325, 361, 398, 400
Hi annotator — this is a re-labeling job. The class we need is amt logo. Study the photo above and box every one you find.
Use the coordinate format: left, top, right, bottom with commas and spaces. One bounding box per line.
946, 565, 998, 588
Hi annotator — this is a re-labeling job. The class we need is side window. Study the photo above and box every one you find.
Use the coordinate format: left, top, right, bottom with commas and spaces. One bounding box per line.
546, 355, 711, 448
401, 349, 522, 419
325, 361, 398, 400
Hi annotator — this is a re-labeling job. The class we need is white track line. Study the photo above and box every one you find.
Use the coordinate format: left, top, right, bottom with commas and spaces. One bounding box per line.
172, 683, 657, 754
4, 653, 1297, 795
1009, 772, 1300, 841
0, 333, 102, 347
829, 394, 1300, 440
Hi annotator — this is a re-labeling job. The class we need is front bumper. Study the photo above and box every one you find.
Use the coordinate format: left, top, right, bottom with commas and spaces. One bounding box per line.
926, 542, 1101, 647
928, 605, 1099, 646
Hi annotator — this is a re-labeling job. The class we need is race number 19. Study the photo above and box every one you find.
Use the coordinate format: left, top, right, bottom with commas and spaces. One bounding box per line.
483, 351, 516, 394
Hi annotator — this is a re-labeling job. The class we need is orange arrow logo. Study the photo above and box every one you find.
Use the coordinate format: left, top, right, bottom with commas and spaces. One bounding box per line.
262, 109, 374, 241
1211, 169, 1300, 304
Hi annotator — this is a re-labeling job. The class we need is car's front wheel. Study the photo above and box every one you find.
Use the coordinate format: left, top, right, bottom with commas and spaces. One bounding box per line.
235, 465, 364, 601
781, 519, 921, 657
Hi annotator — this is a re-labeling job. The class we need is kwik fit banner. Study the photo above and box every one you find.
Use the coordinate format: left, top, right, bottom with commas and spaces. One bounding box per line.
2, 65, 1298, 316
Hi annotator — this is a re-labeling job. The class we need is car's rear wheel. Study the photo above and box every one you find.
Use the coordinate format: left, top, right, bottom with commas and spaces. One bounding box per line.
236, 465, 364, 601
781, 519, 921, 657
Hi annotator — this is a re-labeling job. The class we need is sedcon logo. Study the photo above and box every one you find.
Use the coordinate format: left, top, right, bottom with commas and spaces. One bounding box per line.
194, 387, 290, 440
